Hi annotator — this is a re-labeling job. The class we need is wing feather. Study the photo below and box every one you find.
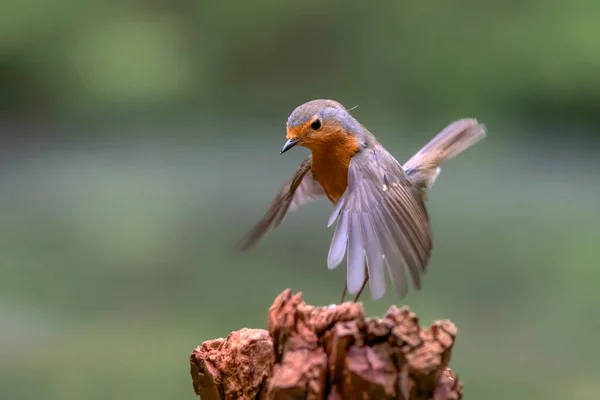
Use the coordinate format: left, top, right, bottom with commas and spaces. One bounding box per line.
347, 213, 366, 294
359, 212, 386, 300
404, 119, 486, 192
327, 147, 432, 300
238, 157, 325, 251
327, 210, 349, 269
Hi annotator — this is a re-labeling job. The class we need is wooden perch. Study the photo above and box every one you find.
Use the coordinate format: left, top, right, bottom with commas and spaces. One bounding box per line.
190, 289, 462, 400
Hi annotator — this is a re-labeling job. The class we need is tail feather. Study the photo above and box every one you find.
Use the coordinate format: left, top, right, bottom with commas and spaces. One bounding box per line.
404, 119, 486, 191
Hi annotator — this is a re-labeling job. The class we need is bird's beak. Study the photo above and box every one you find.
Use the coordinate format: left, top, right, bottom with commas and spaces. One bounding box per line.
281, 138, 299, 154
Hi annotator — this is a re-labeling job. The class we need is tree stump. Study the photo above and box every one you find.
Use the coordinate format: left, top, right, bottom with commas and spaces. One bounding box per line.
190, 289, 462, 399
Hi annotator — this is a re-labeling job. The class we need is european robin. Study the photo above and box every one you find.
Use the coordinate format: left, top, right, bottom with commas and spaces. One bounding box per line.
238, 99, 486, 302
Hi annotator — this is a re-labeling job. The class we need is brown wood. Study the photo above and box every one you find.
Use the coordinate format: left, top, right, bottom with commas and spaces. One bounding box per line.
190, 289, 462, 399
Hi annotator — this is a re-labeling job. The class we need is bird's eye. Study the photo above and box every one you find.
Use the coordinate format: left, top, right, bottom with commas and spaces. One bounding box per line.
311, 119, 322, 130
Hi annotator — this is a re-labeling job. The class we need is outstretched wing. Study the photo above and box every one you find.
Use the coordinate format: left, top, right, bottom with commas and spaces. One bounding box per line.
238, 157, 326, 251
326, 147, 431, 300
404, 118, 486, 193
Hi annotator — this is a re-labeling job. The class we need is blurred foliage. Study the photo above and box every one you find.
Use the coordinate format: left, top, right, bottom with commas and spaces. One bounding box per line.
2, 0, 600, 126
1, 1, 599, 400
1, 134, 599, 400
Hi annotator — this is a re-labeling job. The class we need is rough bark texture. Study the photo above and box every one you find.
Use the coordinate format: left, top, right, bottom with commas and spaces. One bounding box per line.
190, 289, 462, 400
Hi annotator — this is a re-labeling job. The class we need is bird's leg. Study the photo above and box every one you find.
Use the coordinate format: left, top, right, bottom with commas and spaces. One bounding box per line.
340, 283, 347, 303
353, 268, 369, 303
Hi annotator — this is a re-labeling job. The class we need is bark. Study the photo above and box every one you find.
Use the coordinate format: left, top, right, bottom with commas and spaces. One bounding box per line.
190, 289, 462, 400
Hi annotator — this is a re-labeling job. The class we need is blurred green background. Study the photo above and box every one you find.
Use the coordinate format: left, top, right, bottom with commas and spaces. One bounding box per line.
1, 1, 599, 399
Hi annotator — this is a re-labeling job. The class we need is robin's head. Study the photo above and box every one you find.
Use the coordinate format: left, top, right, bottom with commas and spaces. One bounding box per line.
281, 99, 363, 154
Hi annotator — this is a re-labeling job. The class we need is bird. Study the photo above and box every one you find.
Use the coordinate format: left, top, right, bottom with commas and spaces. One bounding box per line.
238, 99, 486, 302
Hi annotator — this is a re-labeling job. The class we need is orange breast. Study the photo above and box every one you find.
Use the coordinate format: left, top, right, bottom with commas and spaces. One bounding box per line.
309, 137, 360, 204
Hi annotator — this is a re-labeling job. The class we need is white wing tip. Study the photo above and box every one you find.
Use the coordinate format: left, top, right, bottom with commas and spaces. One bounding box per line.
370, 290, 386, 301
327, 257, 343, 270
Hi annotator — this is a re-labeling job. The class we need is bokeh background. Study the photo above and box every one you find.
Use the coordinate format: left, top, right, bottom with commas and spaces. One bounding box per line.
1, 1, 599, 399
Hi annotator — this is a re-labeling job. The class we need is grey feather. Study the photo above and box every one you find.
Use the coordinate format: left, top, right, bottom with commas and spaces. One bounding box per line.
404, 119, 487, 191
327, 196, 346, 227
328, 147, 431, 300
238, 157, 325, 251
327, 210, 349, 269
346, 213, 366, 294
359, 212, 386, 300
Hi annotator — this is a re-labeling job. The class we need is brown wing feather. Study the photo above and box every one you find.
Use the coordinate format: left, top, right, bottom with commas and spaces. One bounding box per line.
238, 157, 325, 251
327, 147, 431, 300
